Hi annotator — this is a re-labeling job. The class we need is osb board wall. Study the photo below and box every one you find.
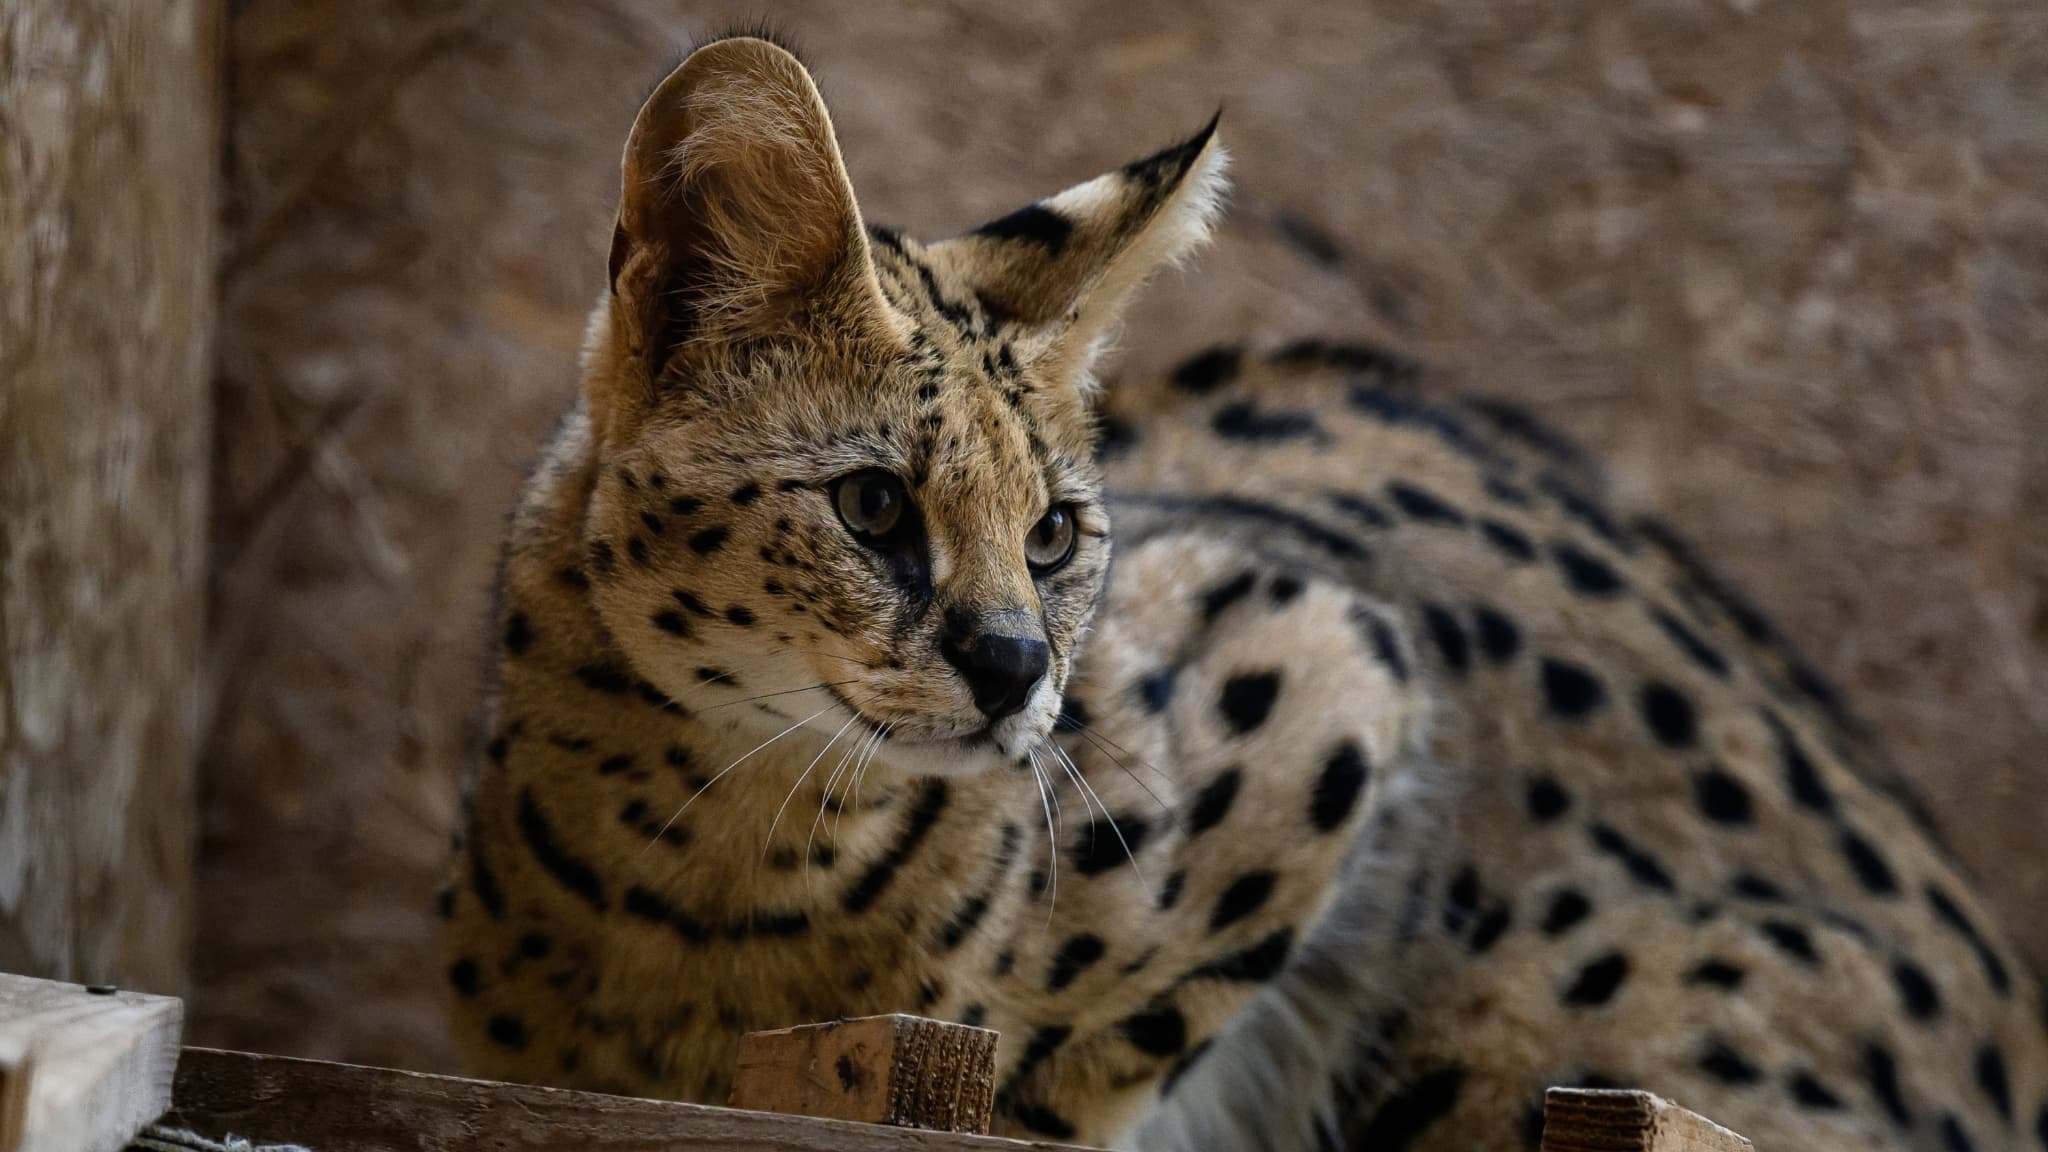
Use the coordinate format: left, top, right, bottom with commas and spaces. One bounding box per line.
198, 0, 2048, 1068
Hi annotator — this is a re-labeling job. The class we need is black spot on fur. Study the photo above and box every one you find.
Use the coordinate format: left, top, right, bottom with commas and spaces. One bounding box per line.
1732, 872, 1786, 902
1687, 959, 1745, 989
597, 753, 633, 776
1137, 668, 1178, 714
1976, 1044, 2013, 1123
1653, 607, 1730, 678
1190, 928, 1293, 982
725, 605, 756, 627
622, 884, 710, 944
1562, 952, 1630, 1006
1866, 1043, 1912, 1126
687, 526, 729, 555
1270, 574, 1305, 604
667, 496, 703, 515
627, 536, 649, 565
575, 663, 633, 695
503, 613, 533, 655
1891, 957, 1940, 1020
1927, 884, 2011, 995
1759, 919, 1819, 965
730, 482, 761, 505
1351, 1066, 1466, 1151
1213, 401, 1326, 442
1770, 713, 1836, 815
487, 1014, 529, 1049
1009, 1103, 1077, 1140
1422, 604, 1470, 675
1047, 934, 1106, 991
1312, 742, 1370, 831
1692, 767, 1754, 825
673, 589, 714, 617
517, 788, 606, 911
1474, 607, 1522, 663
1839, 826, 1899, 895
1639, 682, 1698, 748
1199, 572, 1258, 622
1541, 659, 1607, 718
1188, 769, 1242, 835
1590, 824, 1675, 892
1171, 346, 1242, 394
1211, 871, 1277, 931
518, 932, 552, 959
1789, 1071, 1844, 1110
1944, 1115, 1979, 1152
1355, 607, 1409, 682
1480, 518, 1537, 562
1073, 813, 1152, 876
1158, 871, 1186, 911
448, 958, 480, 997
1552, 542, 1626, 597
470, 842, 504, 919
1527, 776, 1571, 822
973, 203, 1074, 254
1469, 908, 1511, 953
1541, 889, 1591, 936
1121, 1004, 1187, 1056
1329, 492, 1392, 529
842, 780, 949, 913
1388, 481, 1467, 526
653, 610, 690, 637
1697, 1037, 1761, 1085
1217, 670, 1282, 733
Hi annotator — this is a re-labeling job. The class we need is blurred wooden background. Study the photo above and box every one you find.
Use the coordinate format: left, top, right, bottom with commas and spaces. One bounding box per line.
5, 0, 2045, 1074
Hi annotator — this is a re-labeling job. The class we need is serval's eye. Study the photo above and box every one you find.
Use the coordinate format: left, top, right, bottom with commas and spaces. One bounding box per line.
832, 469, 910, 544
1025, 505, 1078, 575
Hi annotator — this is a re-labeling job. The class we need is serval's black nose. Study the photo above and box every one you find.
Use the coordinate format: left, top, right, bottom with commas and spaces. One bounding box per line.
940, 620, 1050, 721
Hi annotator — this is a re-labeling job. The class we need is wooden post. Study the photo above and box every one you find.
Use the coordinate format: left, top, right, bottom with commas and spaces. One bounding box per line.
1540, 1088, 1755, 1152
731, 1014, 1000, 1135
0, 973, 185, 1152
0, 0, 221, 994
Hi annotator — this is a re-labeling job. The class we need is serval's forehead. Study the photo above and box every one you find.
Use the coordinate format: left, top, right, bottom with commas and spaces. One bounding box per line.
859, 229, 1097, 454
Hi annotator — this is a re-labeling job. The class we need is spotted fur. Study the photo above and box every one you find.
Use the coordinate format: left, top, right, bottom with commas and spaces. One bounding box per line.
444, 35, 2048, 1151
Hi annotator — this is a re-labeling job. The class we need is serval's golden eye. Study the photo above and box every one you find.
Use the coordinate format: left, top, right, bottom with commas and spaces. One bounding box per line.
1025, 504, 1078, 575
832, 468, 911, 545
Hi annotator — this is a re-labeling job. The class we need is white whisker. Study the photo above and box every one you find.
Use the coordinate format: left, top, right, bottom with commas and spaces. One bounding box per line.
763, 711, 861, 863
643, 704, 833, 857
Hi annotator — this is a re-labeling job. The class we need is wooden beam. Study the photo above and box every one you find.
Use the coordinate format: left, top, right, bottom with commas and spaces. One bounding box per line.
0, 0, 221, 997
731, 1014, 999, 1134
168, 1047, 1087, 1151
1539, 1088, 1754, 1152
0, 973, 184, 1152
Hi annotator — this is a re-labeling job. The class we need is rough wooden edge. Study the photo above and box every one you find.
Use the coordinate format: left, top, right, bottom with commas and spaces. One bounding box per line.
169, 1047, 1086, 1151
732, 1013, 999, 1134
1540, 1088, 1754, 1152
0, 974, 185, 1152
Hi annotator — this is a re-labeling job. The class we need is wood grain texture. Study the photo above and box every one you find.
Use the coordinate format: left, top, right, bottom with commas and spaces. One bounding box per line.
1539, 1089, 1754, 1152
168, 1047, 1083, 1152
732, 1015, 999, 1135
0, 973, 185, 1152
0, 0, 220, 996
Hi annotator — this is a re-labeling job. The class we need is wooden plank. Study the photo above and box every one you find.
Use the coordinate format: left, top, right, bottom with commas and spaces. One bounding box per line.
0, 973, 184, 1152
0, 0, 220, 997
732, 1014, 998, 1134
1539, 1088, 1754, 1152
168, 1047, 1089, 1151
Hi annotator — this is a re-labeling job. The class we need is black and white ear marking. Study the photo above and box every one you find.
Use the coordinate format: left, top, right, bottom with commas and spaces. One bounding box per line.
924, 114, 1229, 382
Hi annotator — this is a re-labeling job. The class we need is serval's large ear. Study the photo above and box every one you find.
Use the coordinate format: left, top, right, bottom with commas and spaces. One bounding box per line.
599, 36, 898, 417
923, 117, 1228, 386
